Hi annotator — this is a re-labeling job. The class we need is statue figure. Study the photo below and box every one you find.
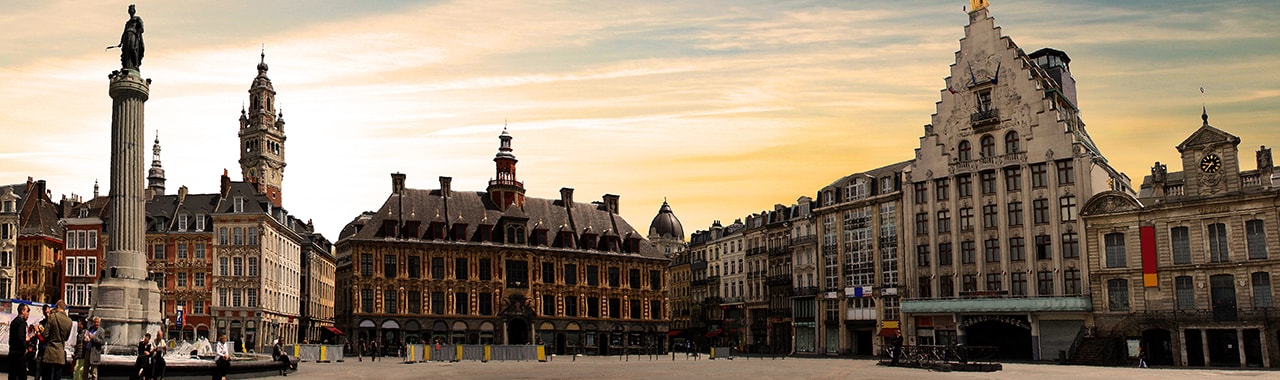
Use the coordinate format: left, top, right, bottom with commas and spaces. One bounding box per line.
112, 4, 145, 70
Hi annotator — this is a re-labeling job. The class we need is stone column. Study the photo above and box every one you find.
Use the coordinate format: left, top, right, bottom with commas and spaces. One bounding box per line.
92, 69, 163, 349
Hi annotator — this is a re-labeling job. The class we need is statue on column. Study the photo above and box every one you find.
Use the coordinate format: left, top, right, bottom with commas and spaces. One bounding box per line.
110, 4, 145, 71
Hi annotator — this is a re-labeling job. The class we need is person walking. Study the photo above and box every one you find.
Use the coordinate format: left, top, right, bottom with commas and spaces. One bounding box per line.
8, 304, 30, 380
83, 317, 105, 380
1138, 346, 1149, 368
356, 340, 363, 362
371, 340, 380, 362
41, 301, 73, 380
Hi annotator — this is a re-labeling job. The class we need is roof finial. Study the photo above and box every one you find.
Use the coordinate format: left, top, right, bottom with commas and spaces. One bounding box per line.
261, 44, 265, 64
1200, 86, 1209, 125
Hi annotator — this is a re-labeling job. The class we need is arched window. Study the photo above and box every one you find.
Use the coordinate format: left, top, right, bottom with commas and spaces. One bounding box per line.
980, 135, 995, 158
958, 140, 971, 162
1005, 131, 1020, 154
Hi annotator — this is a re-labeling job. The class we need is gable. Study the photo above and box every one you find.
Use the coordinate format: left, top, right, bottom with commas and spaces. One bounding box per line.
1176, 124, 1240, 153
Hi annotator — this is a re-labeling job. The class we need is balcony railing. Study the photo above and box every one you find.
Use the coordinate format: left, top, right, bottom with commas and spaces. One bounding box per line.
970, 108, 999, 128
769, 246, 792, 257
1243, 173, 1262, 187
767, 275, 791, 286
792, 286, 820, 297
1120, 308, 1280, 324
791, 235, 817, 246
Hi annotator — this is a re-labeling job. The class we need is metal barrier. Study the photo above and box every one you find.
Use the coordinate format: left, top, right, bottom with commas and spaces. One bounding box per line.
387, 345, 548, 363
709, 346, 734, 360
290, 344, 344, 363
404, 344, 426, 363
489, 345, 540, 361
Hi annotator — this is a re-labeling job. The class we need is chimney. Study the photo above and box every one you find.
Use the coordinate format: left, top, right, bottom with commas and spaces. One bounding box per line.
35, 180, 47, 201
392, 173, 406, 194
439, 176, 452, 198
560, 188, 574, 208
602, 194, 619, 214
178, 186, 189, 203
220, 169, 231, 197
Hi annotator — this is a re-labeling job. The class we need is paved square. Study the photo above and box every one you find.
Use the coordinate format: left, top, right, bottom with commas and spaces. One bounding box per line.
283, 356, 1280, 379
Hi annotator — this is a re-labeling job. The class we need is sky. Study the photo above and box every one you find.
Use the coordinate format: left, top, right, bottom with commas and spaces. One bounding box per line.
2, 0, 1278, 240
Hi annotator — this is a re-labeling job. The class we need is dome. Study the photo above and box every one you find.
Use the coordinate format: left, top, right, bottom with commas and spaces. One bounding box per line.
648, 200, 684, 240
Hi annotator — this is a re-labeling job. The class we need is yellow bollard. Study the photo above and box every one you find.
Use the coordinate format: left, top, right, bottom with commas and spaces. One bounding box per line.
483, 345, 491, 362
710, 347, 717, 360
456, 345, 463, 362
294, 345, 301, 358
425, 346, 431, 362
320, 345, 328, 362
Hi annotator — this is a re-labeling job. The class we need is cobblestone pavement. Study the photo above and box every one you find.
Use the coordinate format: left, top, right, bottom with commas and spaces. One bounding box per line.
282, 355, 1280, 380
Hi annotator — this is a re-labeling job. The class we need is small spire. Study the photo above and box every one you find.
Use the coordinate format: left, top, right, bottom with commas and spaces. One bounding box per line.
1202, 106, 1209, 125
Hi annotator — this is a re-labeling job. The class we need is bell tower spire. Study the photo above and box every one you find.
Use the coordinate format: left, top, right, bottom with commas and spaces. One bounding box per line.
146, 130, 165, 197
238, 47, 287, 207
487, 125, 525, 211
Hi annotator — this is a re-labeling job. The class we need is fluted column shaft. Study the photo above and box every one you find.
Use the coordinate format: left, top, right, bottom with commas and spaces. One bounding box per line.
107, 70, 149, 280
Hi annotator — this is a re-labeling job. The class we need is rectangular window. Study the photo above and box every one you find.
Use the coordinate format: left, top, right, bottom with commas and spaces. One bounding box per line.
1009, 237, 1025, 261
1030, 163, 1048, 188
936, 210, 951, 234
961, 240, 975, 264
628, 269, 641, 289
587, 266, 599, 286
247, 288, 257, 308
361, 254, 373, 277
176, 244, 188, 259
1175, 276, 1195, 310
454, 292, 468, 315
219, 288, 229, 307
1035, 235, 1052, 260
608, 298, 621, 319
1107, 278, 1129, 311
914, 183, 927, 204
1004, 167, 1022, 192
1171, 227, 1191, 264
87, 257, 97, 278
219, 257, 229, 276
195, 273, 205, 287
248, 257, 258, 277
650, 300, 662, 320
1062, 232, 1079, 259
65, 257, 74, 276
177, 273, 188, 287
938, 242, 953, 266
918, 277, 932, 298
88, 230, 98, 249
980, 170, 997, 195
219, 228, 228, 245
982, 205, 998, 228
629, 299, 642, 319
479, 258, 492, 281
608, 267, 621, 288
247, 227, 258, 246
564, 264, 577, 285
1064, 269, 1081, 295
359, 289, 373, 313
153, 244, 166, 260
431, 292, 445, 315
1008, 202, 1023, 226
957, 174, 972, 198
431, 257, 445, 279
233, 197, 244, 213
940, 277, 954, 298
984, 238, 1000, 262
564, 296, 578, 317
1105, 233, 1126, 268
935, 178, 950, 202
232, 228, 243, 245
1252, 272, 1272, 308
194, 243, 205, 259
962, 274, 977, 292
542, 294, 555, 316
195, 214, 205, 231
650, 270, 662, 291
232, 288, 242, 307
959, 207, 973, 231
385, 255, 398, 277
542, 262, 556, 284
408, 291, 421, 314
1247, 219, 1267, 259
1056, 160, 1075, 185
587, 297, 600, 318
1008, 272, 1029, 295
916, 245, 930, 267
408, 256, 421, 279
456, 258, 469, 280
915, 212, 929, 236
232, 257, 243, 276
1033, 198, 1050, 224
194, 302, 204, 314
479, 293, 493, 315
1059, 196, 1077, 222
1037, 271, 1054, 296
985, 273, 1002, 291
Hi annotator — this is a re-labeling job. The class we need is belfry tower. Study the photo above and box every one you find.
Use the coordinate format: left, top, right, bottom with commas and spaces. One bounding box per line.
239, 50, 287, 207
487, 127, 526, 211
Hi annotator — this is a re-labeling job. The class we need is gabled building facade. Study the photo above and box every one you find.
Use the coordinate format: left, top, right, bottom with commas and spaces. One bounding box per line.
900, 3, 1132, 361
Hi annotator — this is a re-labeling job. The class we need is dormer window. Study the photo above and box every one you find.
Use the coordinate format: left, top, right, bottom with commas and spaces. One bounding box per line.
79, 208, 89, 218
195, 214, 206, 231
2, 200, 13, 213
233, 197, 244, 213
178, 214, 188, 231
505, 224, 526, 245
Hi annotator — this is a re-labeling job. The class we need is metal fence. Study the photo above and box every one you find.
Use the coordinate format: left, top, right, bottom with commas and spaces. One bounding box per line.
291, 344, 345, 363
709, 346, 734, 360
400, 344, 546, 363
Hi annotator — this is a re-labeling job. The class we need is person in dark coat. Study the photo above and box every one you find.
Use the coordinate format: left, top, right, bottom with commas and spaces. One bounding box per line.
41, 301, 73, 380
135, 333, 153, 380
8, 304, 30, 380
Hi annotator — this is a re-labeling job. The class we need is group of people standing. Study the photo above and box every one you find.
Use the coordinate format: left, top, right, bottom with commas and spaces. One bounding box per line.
6, 300, 93, 380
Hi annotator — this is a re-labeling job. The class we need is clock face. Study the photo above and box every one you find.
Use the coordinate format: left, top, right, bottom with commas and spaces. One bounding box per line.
1200, 154, 1222, 173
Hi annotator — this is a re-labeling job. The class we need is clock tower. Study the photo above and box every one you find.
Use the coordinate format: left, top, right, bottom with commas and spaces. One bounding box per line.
239, 51, 287, 207
1176, 110, 1241, 196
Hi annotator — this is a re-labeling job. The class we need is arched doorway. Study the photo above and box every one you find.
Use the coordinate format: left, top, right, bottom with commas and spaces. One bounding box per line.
963, 319, 1033, 360
480, 322, 496, 344
556, 333, 568, 355
451, 321, 468, 344
507, 319, 530, 345
1141, 328, 1175, 366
